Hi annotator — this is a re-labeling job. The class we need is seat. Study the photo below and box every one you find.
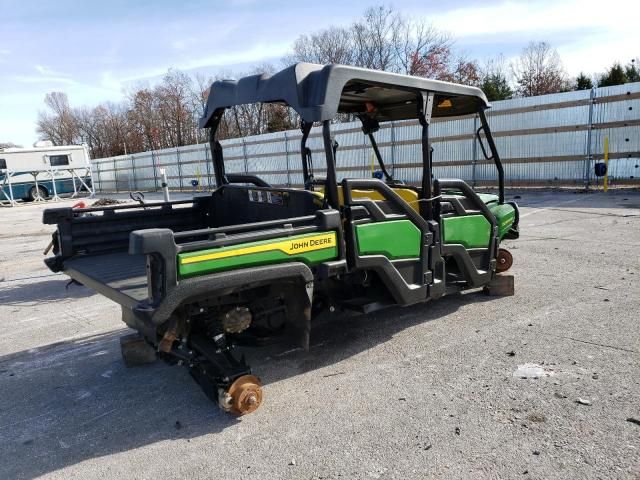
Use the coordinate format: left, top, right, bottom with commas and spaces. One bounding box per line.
315, 185, 420, 213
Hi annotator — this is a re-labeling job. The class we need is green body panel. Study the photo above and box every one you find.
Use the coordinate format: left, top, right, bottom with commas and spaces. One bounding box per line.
478, 193, 499, 205
178, 232, 338, 278
442, 215, 491, 248
488, 203, 516, 239
443, 192, 515, 241
355, 219, 421, 259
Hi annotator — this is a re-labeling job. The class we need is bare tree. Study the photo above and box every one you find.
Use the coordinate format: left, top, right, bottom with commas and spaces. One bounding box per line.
101, 102, 129, 156
395, 20, 451, 77
286, 26, 355, 65
155, 69, 197, 147
128, 88, 160, 151
285, 4, 463, 83
445, 56, 481, 86
352, 5, 401, 71
511, 41, 567, 96
36, 92, 78, 145
0, 141, 22, 149
74, 106, 103, 155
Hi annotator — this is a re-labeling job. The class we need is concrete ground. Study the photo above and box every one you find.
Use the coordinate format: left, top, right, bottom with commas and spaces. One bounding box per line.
0, 190, 638, 480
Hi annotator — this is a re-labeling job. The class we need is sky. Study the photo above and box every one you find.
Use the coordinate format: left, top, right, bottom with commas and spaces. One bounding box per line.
1, 0, 638, 147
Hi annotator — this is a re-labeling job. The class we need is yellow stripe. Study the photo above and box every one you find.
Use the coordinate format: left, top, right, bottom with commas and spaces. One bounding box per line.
180, 232, 337, 265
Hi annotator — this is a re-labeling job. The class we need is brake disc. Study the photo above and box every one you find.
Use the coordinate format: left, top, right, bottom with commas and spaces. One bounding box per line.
496, 248, 513, 273
224, 375, 263, 415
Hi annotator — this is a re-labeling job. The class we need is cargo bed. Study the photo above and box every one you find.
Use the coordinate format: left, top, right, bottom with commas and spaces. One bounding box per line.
43, 186, 338, 320
64, 253, 148, 308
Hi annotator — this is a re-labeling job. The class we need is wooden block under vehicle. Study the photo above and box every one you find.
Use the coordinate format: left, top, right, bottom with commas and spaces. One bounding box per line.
120, 333, 157, 367
483, 273, 515, 296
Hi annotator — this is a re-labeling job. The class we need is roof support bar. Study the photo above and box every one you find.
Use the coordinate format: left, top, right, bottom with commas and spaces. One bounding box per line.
208, 112, 228, 187
418, 92, 435, 221
478, 109, 505, 204
358, 114, 392, 182
321, 121, 340, 210
367, 133, 392, 182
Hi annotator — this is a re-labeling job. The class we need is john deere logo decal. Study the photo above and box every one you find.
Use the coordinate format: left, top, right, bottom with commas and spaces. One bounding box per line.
180, 232, 337, 265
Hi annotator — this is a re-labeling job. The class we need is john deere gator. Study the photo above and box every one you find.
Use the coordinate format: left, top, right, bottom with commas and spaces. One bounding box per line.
43, 63, 519, 414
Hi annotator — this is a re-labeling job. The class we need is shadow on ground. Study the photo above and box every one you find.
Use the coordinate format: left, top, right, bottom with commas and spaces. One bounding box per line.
0, 279, 94, 307
0, 290, 493, 479
499, 189, 640, 211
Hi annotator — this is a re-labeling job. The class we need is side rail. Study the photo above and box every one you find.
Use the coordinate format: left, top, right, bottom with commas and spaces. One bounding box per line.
226, 173, 272, 188
42, 197, 212, 260
130, 209, 342, 310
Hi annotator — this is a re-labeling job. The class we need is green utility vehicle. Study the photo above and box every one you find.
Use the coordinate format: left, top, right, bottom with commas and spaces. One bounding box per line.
43, 63, 519, 414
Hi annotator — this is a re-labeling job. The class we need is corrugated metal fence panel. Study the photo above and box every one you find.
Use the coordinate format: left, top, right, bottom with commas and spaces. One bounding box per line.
490, 105, 591, 131
91, 82, 640, 191
587, 82, 640, 185
490, 88, 591, 111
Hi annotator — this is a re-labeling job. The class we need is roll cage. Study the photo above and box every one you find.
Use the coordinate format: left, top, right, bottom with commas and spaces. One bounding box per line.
200, 62, 506, 219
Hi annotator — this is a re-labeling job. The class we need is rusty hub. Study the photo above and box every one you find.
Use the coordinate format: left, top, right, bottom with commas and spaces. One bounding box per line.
226, 375, 263, 415
496, 248, 513, 273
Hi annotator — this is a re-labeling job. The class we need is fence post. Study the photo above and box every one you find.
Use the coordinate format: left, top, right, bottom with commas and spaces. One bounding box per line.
151, 151, 159, 191
113, 157, 118, 193
242, 139, 249, 174
364, 127, 369, 178
204, 143, 212, 189
390, 121, 396, 178
94, 161, 101, 193
176, 147, 183, 191
284, 131, 291, 187
472, 115, 478, 188
584, 86, 596, 190
130, 154, 136, 191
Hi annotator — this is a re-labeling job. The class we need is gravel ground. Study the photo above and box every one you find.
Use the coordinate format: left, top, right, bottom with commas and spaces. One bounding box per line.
0, 190, 639, 480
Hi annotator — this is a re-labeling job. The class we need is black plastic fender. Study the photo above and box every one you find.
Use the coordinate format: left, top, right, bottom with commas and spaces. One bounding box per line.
133, 262, 315, 348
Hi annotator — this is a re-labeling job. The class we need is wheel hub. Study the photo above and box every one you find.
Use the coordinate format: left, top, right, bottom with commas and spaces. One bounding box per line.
496, 248, 513, 272
225, 375, 263, 415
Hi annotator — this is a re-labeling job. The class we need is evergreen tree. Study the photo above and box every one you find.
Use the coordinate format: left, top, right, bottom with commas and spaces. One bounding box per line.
574, 72, 593, 90
625, 59, 640, 82
599, 63, 627, 86
481, 73, 513, 101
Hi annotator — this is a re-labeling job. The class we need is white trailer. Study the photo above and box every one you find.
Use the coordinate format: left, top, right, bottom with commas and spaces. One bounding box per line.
0, 144, 94, 206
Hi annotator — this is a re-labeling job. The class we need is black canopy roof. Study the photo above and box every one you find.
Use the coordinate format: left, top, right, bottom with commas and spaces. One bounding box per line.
200, 63, 490, 128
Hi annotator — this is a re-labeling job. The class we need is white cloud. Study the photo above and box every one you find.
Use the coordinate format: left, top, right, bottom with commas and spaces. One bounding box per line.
429, 0, 640, 74
432, 0, 636, 38
100, 71, 123, 92
106, 41, 291, 85
171, 36, 198, 51
13, 64, 76, 84
14, 75, 77, 85
178, 41, 291, 71
34, 64, 72, 77
558, 29, 639, 75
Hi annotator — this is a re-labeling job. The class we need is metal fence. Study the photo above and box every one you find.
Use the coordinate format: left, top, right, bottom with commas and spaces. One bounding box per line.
92, 82, 640, 193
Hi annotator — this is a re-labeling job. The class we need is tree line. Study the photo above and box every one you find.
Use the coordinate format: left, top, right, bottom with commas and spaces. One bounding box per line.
29, 5, 639, 158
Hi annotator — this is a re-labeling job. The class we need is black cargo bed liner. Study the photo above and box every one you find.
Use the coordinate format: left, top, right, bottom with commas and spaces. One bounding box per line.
64, 252, 148, 308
